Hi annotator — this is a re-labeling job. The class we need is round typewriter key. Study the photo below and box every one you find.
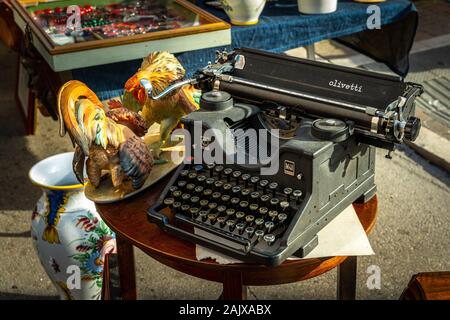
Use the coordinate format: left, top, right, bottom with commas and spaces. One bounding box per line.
232, 186, 241, 195
241, 174, 251, 187
241, 188, 251, 197
246, 227, 255, 238
173, 190, 182, 198
208, 202, 218, 211
250, 176, 260, 190
188, 172, 197, 180
163, 197, 174, 207
283, 187, 293, 201
221, 195, 231, 203
190, 207, 199, 217
181, 204, 190, 213
203, 189, 213, 197
269, 210, 278, 221
231, 197, 240, 206
264, 234, 276, 246
197, 175, 206, 184
217, 205, 227, 215
169, 186, 178, 193
177, 180, 187, 188
260, 194, 271, 205
236, 222, 245, 234
180, 170, 189, 177
194, 186, 204, 194
259, 179, 269, 192
206, 178, 215, 187
255, 218, 265, 228
250, 191, 260, 201
239, 201, 249, 210
293, 189, 303, 204
190, 196, 200, 204
223, 183, 232, 193
186, 183, 195, 191
199, 210, 208, 221
194, 164, 204, 172
259, 207, 269, 216
278, 213, 288, 223
249, 203, 259, 214
280, 201, 290, 211
226, 219, 236, 231
214, 180, 224, 189
217, 216, 226, 227
206, 163, 215, 175
232, 170, 242, 182
255, 229, 264, 239
235, 211, 245, 220
207, 213, 218, 224
265, 221, 275, 233
226, 208, 236, 217
173, 202, 181, 211
270, 198, 280, 207
224, 168, 233, 182
245, 215, 255, 225
182, 193, 191, 201
199, 199, 209, 208
212, 192, 221, 200
215, 165, 224, 178
269, 182, 278, 196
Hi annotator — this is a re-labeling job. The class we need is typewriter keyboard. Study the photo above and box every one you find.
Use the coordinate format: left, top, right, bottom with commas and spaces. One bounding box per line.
151, 163, 304, 254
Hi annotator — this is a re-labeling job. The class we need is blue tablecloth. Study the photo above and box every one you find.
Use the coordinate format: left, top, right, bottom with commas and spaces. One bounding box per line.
72, 0, 417, 101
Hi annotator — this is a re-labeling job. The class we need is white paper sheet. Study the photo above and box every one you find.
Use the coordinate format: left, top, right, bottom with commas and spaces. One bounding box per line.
195, 205, 374, 264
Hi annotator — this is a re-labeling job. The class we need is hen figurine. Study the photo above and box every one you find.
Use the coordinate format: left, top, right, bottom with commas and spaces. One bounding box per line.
58, 80, 154, 190
122, 51, 199, 156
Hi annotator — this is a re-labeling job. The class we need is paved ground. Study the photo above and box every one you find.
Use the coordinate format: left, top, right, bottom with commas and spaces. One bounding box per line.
0, 1, 449, 300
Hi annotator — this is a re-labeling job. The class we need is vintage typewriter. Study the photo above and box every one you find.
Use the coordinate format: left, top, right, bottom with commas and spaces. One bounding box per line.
147, 48, 423, 266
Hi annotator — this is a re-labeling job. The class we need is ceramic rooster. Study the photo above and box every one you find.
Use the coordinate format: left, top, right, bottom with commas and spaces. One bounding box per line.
58, 80, 154, 190
122, 51, 199, 156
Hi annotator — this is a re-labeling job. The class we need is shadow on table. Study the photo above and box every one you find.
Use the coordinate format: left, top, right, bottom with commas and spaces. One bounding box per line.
0, 292, 58, 300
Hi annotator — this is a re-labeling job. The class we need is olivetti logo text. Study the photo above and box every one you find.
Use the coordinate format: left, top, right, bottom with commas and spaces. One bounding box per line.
170, 121, 280, 175
329, 79, 363, 93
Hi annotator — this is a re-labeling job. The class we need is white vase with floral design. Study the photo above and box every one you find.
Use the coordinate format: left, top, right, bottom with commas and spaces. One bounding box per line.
29, 152, 116, 300
221, 0, 266, 25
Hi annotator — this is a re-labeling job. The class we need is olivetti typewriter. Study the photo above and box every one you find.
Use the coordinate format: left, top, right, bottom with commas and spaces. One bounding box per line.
147, 48, 423, 266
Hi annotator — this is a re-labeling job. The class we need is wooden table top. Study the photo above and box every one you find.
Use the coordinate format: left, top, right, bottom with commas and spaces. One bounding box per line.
96, 174, 378, 286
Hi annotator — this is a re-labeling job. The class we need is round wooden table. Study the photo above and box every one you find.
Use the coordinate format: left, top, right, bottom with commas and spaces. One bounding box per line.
96, 175, 378, 300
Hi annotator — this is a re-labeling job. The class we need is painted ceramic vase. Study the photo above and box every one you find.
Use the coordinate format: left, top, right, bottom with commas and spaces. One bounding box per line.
221, 0, 266, 25
29, 152, 116, 300
297, 0, 337, 14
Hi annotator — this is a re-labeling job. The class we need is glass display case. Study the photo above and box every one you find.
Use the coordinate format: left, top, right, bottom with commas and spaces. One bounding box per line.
11, 0, 230, 71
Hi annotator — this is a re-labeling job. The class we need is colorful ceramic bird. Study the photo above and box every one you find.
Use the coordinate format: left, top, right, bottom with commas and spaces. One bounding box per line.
122, 51, 199, 155
58, 80, 154, 190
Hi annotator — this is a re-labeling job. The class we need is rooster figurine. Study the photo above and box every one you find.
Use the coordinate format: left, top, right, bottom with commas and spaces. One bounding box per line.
122, 51, 199, 156
58, 80, 154, 190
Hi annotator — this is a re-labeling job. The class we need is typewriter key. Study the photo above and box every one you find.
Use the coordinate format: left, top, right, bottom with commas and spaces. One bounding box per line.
245, 215, 255, 225
232, 170, 242, 182
255, 229, 264, 239
181, 204, 190, 214
283, 187, 293, 201
180, 170, 189, 177
259, 207, 269, 216
260, 194, 271, 206
246, 227, 255, 238
293, 190, 302, 204
190, 196, 200, 205
278, 213, 288, 223
235, 211, 245, 220
172, 190, 182, 199
197, 175, 206, 184
241, 188, 251, 197
207, 213, 218, 224
203, 189, 213, 197
206, 163, 215, 175
173, 202, 181, 211
199, 199, 209, 208
255, 218, 265, 228
182, 193, 191, 201
177, 181, 187, 188
264, 234, 276, 246
208, 202, 218, 211
188, 172, 197, 180
199, 211, 208, 221
214, 180, 224, 189
236, 223, 245, 234
186, 183, 195, 191
190, 207, 199, 217
259, 179, 269, 192
217, 216, 227, 227
231, 197, 240, 206
226, 208, 236, 217
268, 210, 278, 221
226, 219, 236, 231
224, 168, 233, 182
205, 178, 215, 187
169, 186, 178, 193
250, 176, 260, 190
251, 191, 260, 201
249, 203, 259, 215
163, 198, 174, 207
270, 198, 280, 208
239, 201, 249, 210
194, 186, 204, 194
215, 165, 224, 178
232, 186, 241, 195
212, 192, 221, 200
221, 195, 231, 203
223, 183, 232, 193
280, 201, 290, 211
241, 174, 251, 187
194, 165, 204, 172
269, 182, 278, 196
217, 205, 227, 215
265, 221, 275, 233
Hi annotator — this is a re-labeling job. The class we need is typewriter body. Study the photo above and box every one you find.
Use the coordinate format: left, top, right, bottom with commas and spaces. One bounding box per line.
147, 48, 423, 266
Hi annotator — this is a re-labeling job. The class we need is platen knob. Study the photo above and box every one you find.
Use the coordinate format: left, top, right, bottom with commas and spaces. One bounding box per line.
200, 91, 233, 111
404, 117, 421, 142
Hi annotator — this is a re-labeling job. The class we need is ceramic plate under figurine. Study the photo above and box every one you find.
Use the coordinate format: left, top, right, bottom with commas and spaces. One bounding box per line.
84, 128, 185, 204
